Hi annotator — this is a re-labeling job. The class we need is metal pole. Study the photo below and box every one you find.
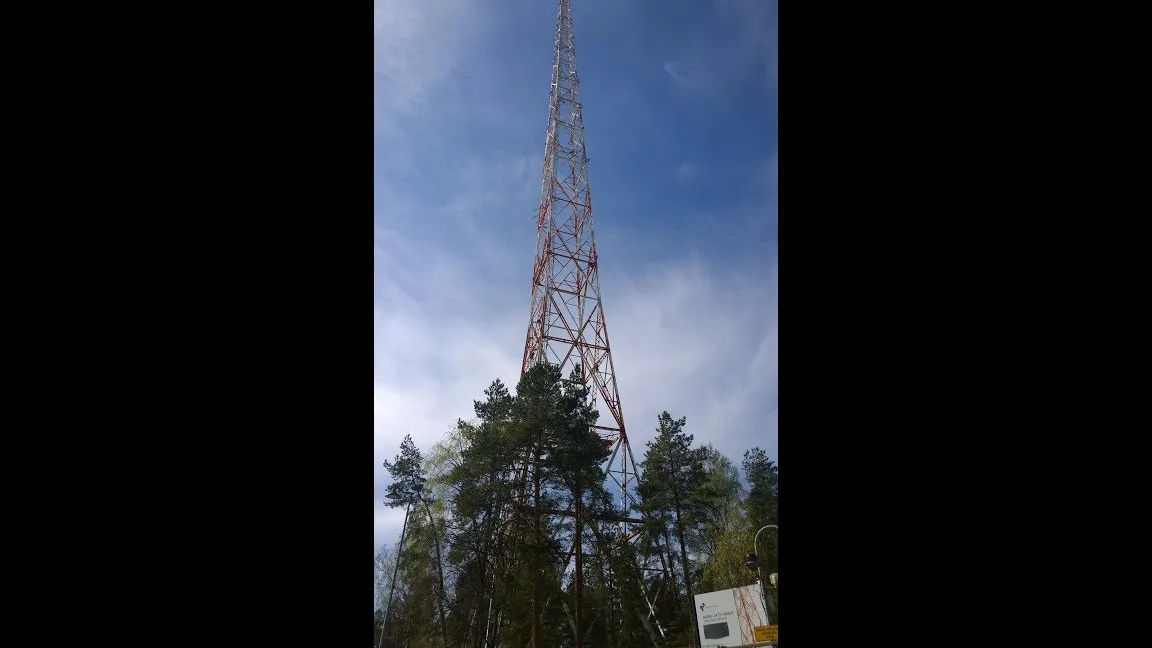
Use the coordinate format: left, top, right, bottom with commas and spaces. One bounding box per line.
753, 525, 777, 626
379, 496, 414, 648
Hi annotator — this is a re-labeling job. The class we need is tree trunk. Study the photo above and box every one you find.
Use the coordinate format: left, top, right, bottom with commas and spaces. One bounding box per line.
574, 485, 583, 648
421, 500, 449, 647
483, 596, 495, 648
380, 501, 413, 648
471, 503, 497, 648
672, 489, 700, 648
532, 447, 542, 648
659, 527, 679, 608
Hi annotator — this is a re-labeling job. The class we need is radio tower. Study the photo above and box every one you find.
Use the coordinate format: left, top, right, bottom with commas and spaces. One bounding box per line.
518, 4, 670, 646
522, 0, 640, 535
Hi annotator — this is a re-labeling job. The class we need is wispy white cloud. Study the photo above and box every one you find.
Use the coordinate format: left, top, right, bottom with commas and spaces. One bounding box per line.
673, 161, 700, 185
374, 0, 484, 116
662, 0, 777, 95
715, 0, 778, 84
605, 256, 777, 460
663, 61, 715, 93
664, 61, 689, 86
757, 154, 778, 195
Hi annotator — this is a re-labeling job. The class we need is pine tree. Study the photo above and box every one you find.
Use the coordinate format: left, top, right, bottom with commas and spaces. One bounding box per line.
742, 447, 778, 575
383, 435, 447, 646
636, 412, 711, 648
383, 434, 427, 505
378, 369, 778, 647
742, 447, 778, 529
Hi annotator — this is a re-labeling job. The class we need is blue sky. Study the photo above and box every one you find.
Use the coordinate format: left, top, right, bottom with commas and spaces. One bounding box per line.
374, 0, 777, 551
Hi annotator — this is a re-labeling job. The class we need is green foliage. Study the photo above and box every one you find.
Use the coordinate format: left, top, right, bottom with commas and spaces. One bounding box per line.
698, 507, 756, 592
376, 368, 779, 648
742, 446, 778, 528
690, 444, 744, 562
374, 544, 395, 612
742, 446, 779, 575
383, 434, 427, 506
382, 434, 449, 648
635, 412, 715, 646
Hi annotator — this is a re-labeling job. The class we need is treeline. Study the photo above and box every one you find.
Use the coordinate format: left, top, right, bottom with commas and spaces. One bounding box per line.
374, 363, 778, 648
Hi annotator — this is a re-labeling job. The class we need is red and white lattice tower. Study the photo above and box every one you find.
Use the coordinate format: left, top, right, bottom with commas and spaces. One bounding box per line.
521, 0, 641, 533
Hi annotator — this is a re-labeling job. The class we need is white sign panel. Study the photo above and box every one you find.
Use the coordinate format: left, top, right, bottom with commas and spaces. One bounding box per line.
693, 584, 770, 648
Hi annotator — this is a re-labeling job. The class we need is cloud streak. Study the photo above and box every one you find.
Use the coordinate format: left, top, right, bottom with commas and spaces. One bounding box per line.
664, 61, 690, 86
674, 161, 700, 184
660, 0, 777, 96
374, 0, 484, 115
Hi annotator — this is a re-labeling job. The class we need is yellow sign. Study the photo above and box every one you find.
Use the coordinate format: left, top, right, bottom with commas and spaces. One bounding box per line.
754, 625, 778, 642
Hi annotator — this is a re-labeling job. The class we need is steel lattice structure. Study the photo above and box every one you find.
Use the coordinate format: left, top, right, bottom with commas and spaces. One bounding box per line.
518, 4, 671, 647
521, 0, 641, 537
